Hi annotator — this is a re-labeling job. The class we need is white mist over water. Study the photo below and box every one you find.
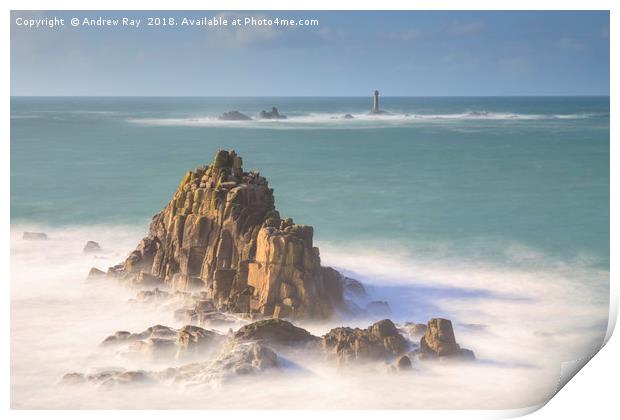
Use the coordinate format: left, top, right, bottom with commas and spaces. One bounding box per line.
10, 224, 608, 409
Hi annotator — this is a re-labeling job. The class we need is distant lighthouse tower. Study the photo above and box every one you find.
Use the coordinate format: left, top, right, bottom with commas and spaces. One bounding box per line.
372, 90, 380, 114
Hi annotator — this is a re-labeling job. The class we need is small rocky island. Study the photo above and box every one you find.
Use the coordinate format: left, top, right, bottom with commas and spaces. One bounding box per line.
218, 111, 252, 121
74, 150, 474, 387
258, 107, 287, 119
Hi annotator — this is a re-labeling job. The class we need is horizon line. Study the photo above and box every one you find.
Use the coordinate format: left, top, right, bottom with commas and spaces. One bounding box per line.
9, 94, 611, 98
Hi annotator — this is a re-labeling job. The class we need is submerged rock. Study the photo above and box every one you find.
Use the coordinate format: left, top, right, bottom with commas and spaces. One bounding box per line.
87, 267, 106, 278
62, 369, 152, 387
218, 111, 252, 121
23, 232, 47, 240
108, 150, 344, 320
365, 300, 391, 317
322, 319, 409, 365
419, 318, 475, 360
83, 241, 102, 253
258, 107, 287, 119
343, 114, 355, 119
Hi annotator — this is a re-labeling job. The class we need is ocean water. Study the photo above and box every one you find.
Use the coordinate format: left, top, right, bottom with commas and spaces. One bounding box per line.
10, 96, 610, 409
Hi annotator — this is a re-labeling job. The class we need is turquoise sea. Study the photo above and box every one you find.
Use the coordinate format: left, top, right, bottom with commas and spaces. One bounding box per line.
11, 96, 610, 269
10, 96, 611, 409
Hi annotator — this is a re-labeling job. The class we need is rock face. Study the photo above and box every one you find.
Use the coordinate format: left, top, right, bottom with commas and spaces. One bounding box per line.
419, 318, 475, 360
322, 319, 409, 365
108, 150, 344, 319
258, 107, 287, 119
218, 111, 252, 121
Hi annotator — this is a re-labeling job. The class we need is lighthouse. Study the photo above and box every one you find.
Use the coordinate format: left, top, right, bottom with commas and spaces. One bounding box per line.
372, 90, 380, 114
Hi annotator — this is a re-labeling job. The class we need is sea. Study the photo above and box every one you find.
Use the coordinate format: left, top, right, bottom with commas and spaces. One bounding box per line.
10, 96, 611, 409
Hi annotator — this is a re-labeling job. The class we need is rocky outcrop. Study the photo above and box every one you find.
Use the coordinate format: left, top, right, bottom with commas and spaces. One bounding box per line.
23, 232, 47, 240
234, 319, 319, 347
322, 319, 409, 365
108, 150, 344, 320
101, 324, 225, 360
64, 341, 279, 388
218, 111, 252, 121
258, 107, 287, 119
83, 241, 102, 253
419, 318, 475, 360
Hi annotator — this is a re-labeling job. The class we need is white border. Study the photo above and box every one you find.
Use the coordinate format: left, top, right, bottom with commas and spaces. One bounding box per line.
3, 1, 617, 418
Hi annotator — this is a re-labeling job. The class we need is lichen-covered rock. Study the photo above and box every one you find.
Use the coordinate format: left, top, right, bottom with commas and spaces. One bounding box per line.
322, 319, 409, 365
109, 150, 344, 319
419, 318, 475, 360
234, 319, 319, 346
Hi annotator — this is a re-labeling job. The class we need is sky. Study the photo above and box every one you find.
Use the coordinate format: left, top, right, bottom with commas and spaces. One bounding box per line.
10, 10, 610, 96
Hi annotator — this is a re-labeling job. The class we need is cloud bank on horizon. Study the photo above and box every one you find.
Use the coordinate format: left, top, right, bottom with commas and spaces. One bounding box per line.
10, 11, 610, 96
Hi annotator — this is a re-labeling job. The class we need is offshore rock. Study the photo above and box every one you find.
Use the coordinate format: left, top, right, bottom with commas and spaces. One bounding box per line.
322, 319, 409, 365
218, 111, 252, 121
83, 241, 102, 253
419, 318, 475, 360
258, 107, 287, 119
109, 150, 344, 319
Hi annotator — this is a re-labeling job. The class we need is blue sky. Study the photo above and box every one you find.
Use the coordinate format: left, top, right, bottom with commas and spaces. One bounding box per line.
11, 11, 610, 96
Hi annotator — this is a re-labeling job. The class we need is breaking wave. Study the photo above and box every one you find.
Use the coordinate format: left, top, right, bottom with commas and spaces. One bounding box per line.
126, 111, 601, 128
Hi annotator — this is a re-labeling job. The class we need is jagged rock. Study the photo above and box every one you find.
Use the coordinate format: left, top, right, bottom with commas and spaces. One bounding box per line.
129, 337, 178, 359
101, 324, 177, 346
156, 342, 279, 385
101, 324, 225, 360
177, 325, 223, 351
322, 319, 409, 365
258, 107, 287, 119
83, 241, 102, 253
129, 271, 163, 288
87, 267, 106, 278
134, 288, 173, 303
218, 111, 252, 121
405, 322, 428, 337
419, 318, 475, 360
234, 319, 319, 346
23, 232, 47, 240
366, 300, 391, 317
108, 150, 344, 319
